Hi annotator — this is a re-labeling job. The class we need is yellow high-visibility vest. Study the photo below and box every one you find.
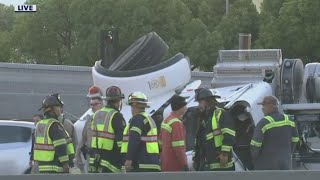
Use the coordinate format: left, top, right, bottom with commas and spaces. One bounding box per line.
206, 108, 224, 147
34, 118, 58, 162
90, 107, 118, 150
121, 112, 159, 154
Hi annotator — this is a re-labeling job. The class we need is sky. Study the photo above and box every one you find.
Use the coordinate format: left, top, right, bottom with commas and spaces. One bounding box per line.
0, 0, 26, 6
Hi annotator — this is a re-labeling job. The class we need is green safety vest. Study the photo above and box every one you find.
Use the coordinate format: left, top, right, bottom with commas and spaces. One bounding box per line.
34, 118, 74, 172
160, 118, 185, 147
34, 119, 58, 162
90, 107, 118, 150
206, 108, 236, 169
121, 112, 159, 154
206, 108, 224, 147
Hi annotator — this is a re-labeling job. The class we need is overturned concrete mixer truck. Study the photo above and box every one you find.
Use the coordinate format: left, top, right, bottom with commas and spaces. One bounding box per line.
74, 31, 320, 171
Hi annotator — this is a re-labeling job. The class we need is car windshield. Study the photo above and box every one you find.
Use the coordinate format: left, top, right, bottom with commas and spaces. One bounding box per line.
0, 125, 32, 144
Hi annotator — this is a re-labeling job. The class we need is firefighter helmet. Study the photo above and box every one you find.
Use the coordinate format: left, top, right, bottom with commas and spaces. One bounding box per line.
105, 86, 124, 100
194, 88, 220, 102
87, 85, 102, 98
128, 92, 150, 108
39, 94, 64, 112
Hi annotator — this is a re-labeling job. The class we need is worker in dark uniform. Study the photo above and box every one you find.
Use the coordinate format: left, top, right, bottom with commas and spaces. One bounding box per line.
89, 86, 126, 173
50, 93, 76, 168
250, 95, 299, 170
122, 92, 161, 172
192, 107, 207, 171
33, 94, 73, 173
193, 88, 236, 171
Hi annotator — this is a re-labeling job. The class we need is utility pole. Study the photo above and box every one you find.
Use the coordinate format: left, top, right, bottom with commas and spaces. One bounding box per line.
226, 0, 229, 15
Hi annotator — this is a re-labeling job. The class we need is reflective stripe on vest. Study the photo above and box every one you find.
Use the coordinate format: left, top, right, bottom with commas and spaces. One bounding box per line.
261, 114, 295, 134
121, 112, 159, 154
206, 108, 223, 147
38, 165, 63, 172
160, 118, 181, 133
209, 161, 234, 169
100, 159, 121, 173
34, 118, 59, 162
161, 118, 185, 147
91, 107, 117, 150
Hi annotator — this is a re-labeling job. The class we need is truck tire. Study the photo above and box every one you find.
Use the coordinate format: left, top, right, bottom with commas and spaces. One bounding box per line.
108, 32, 169, 71
280, 59, 304, 104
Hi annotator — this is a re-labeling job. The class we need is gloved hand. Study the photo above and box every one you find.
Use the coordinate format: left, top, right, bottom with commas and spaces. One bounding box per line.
216, 152, 229, 167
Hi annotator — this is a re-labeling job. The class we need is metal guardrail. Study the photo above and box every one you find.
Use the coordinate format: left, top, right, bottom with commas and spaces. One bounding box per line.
2, 171, 320, 180
0, 62, 92, 72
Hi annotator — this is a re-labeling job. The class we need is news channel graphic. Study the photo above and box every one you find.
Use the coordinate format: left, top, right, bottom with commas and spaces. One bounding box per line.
14, 4, 36, 12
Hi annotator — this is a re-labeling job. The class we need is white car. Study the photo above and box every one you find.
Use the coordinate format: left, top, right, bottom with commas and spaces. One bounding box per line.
0, 120, 34, 175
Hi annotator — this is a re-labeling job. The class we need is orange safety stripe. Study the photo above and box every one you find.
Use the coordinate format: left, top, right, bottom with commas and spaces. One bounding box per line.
95, 131, 115, 139
34, 143, 55, 151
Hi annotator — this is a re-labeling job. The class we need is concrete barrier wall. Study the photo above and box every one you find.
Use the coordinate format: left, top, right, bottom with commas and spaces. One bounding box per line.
2, 171, 320, 180
0, 62, 213, 120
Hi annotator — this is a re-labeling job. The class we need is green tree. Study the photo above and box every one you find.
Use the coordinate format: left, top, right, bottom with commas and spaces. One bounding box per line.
11, 0, 76, 64
69, 0, 215, 68
0, 4, 15, 62
277, 0, 320, 62
260, 0, 286, 18
0, 4, 15, 31
254, 0, 286, 49
216, 0, 260, 49
182, 0, 237, 31
257, 0, 320, 62
190, 30, 224, 70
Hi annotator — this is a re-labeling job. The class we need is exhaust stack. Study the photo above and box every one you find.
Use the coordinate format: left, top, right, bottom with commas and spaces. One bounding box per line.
239, 33, 252, 61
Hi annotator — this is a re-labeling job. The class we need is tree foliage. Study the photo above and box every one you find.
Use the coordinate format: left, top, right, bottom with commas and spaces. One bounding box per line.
0, 0, 319, 68
257, 0, 320, 62
216, 0, 260, 50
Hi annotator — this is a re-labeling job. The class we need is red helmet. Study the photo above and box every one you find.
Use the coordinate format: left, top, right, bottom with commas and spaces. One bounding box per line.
87, 85, 102, 98
105, 86, 124, 100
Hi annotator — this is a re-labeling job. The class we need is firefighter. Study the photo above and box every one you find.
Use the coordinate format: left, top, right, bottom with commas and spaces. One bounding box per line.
160, 95, 188, 171
34, 94, 74, 173
50, 94, 77, 153
49, 93, 77, 171
250, 95, 299, 170
75, 85, 104, 172
193, 88, 236, 171
122, 92, 161, 172
89, 86, 126, 173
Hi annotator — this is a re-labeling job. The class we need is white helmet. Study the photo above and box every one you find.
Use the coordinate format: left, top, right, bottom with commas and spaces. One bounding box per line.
128, 91, 150, 108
